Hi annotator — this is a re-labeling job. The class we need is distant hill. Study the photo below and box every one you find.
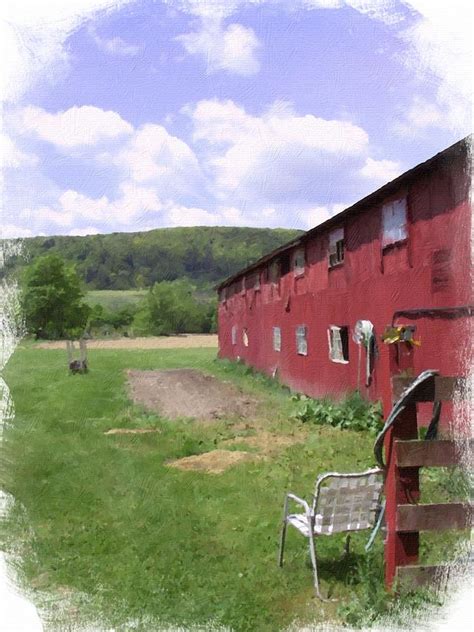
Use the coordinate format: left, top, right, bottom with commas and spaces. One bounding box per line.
6, 226, 303, 290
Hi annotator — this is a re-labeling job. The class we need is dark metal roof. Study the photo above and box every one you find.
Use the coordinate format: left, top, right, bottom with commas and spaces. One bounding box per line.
217, 135, 471, 291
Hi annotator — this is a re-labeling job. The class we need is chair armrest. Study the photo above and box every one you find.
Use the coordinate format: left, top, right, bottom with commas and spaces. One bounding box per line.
284, 493, 311, 517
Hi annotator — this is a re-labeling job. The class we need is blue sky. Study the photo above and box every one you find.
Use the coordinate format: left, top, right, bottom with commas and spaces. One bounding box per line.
1, 0, 472, 237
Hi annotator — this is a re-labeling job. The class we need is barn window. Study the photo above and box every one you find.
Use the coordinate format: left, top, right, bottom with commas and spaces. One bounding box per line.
296, 325, 308, 356
243, 328, 249, 347
273, 326, 281, 352
328, 228, 344, 267
328, 325, 349, 363
293, 248, 305, 276
269, 260, 280, 284
245, 273, 260, 290
231, 325, 237, 345
280, 253, 291, 276
382, 198, 407, 247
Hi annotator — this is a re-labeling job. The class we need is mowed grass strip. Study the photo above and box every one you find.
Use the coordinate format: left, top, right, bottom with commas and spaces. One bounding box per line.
2, 346, 382, 631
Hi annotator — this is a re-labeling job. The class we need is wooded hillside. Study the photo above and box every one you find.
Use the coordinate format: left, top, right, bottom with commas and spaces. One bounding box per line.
6, 226, 302, 290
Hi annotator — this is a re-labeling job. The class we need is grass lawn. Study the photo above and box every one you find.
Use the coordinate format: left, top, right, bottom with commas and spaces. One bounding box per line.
1, 346, 468, 631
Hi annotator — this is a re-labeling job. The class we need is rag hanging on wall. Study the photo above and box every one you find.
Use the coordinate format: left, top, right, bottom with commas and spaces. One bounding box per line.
353, 320, 377, 388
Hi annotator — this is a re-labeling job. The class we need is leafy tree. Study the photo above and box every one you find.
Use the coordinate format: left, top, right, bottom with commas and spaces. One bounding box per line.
131, 279, 212, 336
22, 254, 90, 339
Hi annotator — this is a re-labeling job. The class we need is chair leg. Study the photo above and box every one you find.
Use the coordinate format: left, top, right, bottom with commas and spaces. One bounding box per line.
309, 533, 337, 602
278, 520, 287, 567
308, 532, 323, 600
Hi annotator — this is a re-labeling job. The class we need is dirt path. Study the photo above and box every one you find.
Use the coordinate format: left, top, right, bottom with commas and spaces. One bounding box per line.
35, 334, 218, 350
127, 368, 258, 421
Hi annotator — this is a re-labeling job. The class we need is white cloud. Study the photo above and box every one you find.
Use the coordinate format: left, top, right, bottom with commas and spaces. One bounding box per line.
187, 99, 369, 199
176, 17, 261, 75
30, 181, 163, 233
397, 0, 472, 135
302, 202, 347, 228
90, 29, 142, 56
0, 223, 34, 238
0, 1, 137, 105
166, 204, 221, 227
0, 132, 37, 169
109, 123, 203, 196
358, 157, 402, 182
16, 105, 133, 148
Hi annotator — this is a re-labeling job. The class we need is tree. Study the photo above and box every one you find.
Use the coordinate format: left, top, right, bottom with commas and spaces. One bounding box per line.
22, 254, 90, 339
131, 279, 211, 336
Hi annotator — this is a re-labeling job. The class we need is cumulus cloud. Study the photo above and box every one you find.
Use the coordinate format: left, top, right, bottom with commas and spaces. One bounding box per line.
108, 123, 204, 197
302, 202, 347, 229
0, 132, 37, 169
186, 99, 369, 201
0, 223, 34, 238
90, 29, 143, 56
0, 0, 137, 105
166, 204, 222, 227
396, 1, 472, 135
358, 157, 402, 183
176, 17, 261, 75
28, 181, 162, 234
15, 105, 133, 148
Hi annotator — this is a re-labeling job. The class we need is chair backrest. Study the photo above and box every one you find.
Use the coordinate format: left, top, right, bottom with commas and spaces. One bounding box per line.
312, 468, 383, 534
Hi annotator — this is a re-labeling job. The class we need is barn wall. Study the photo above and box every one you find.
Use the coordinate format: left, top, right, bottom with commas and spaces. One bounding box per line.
217, 146, 472, 419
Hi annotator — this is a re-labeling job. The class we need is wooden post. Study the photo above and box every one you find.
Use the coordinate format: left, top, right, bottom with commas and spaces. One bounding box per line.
383, 341, 419, 589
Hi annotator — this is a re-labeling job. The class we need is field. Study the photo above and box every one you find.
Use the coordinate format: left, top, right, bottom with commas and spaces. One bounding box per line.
1, 344, 467, 631
86, 289, 147, 311
35, 334, 219, 350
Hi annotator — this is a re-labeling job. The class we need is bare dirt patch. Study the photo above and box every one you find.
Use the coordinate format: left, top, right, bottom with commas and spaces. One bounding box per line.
104, 428, 161, 435
221, 431, 302, 456
127, 369, 259, 421
35, 334, 218, 350
167, 449, 257, 474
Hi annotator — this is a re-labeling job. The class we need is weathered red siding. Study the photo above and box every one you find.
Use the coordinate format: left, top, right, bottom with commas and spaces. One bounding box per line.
217, 139, 473, 421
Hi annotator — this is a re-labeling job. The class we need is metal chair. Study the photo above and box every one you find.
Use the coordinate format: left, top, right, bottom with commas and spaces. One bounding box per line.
278, 467, 384, 600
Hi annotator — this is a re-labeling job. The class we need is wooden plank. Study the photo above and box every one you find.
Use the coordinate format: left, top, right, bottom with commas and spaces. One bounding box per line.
391, 376, 465, 402
397, 503, 472, 532
395, 564, 451, 590
395, 439, 474, 467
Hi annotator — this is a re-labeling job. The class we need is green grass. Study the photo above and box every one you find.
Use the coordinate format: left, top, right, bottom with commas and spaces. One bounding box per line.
1, 347, 468, 631
86, 289, 147, 311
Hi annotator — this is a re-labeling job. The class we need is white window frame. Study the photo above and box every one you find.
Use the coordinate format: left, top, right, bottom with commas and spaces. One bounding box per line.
328, 325, 349, 364
296, 325, 308, 356
273, 326, 281, 352
382, 198, 407, 247
243, 328, 249, 347
231, 325, 237, 345
328, 227, 345, 268
293, 248, 305, 277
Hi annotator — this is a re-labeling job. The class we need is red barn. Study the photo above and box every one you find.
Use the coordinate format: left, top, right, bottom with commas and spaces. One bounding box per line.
217, 137, 473, 421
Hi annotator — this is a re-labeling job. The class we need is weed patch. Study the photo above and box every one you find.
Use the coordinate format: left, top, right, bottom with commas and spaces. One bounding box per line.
291, 390, 383, 434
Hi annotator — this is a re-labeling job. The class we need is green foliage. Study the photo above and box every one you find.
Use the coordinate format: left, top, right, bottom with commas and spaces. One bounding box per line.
131, 279, 216, 336
6, 226, 303, 290
87, 303, 137, 336
291, 390, 383, 434
21, 254, 90, 339
338, 547, 445, 628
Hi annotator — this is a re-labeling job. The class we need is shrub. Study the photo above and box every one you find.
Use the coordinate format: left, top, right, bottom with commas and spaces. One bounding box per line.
290, 390, 383, 434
